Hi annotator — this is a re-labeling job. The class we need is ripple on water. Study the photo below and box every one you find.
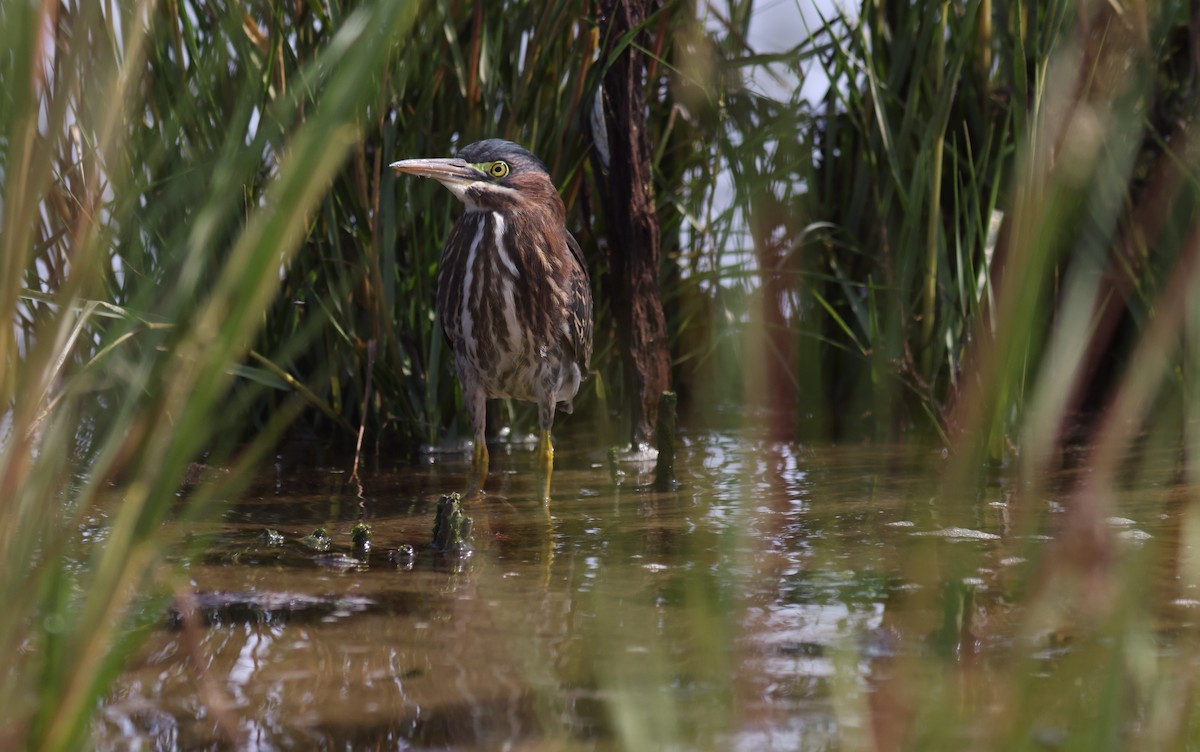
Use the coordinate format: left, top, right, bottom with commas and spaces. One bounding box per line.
96, 432, 1187, 751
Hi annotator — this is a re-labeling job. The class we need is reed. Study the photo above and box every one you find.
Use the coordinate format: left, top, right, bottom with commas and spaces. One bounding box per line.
0, 1, 413, 748
7, 0, 1200, 747
646, 1, 1200, 749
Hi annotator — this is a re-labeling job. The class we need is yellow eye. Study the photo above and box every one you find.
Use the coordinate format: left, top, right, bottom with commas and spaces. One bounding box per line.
489, 161, 510, 178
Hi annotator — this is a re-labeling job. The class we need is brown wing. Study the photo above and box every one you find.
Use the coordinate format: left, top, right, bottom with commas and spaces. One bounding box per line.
565, 232, 593, 371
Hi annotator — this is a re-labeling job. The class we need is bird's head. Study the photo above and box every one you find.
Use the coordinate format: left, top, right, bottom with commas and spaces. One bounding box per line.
390, 139, 560, 213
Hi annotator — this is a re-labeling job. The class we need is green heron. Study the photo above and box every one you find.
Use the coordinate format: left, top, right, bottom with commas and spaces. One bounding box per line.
391, 139, 593, 494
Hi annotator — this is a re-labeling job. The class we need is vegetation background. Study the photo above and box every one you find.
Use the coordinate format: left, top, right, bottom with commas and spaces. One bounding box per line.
3, 0, 1200, 748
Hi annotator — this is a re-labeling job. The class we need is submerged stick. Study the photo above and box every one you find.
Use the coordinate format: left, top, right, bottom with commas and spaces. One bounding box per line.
654, 391, 678, 490
432, 493, 472, 553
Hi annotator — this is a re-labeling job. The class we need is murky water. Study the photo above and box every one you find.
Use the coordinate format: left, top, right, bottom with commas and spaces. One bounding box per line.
94, 430, 1191, 750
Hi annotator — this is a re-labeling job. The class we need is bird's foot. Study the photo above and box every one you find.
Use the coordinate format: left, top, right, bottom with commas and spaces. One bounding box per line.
536, 429, 554, 501
537, 429, 554, 465
467, 440, 490, 497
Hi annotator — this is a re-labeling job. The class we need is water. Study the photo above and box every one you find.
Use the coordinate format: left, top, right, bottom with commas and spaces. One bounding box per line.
94, 431, 1183, 750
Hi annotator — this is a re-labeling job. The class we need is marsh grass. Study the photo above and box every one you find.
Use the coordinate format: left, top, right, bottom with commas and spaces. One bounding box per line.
665, 1, 1200, 749
0, 1, 415, 748
578, 0, 1200, 748
7, 0, 1200, 748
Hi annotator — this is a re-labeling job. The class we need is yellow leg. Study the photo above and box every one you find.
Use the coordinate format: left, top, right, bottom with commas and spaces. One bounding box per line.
540, 496, 554, 587
469, 439, 489, 496
537, 428, 554, 500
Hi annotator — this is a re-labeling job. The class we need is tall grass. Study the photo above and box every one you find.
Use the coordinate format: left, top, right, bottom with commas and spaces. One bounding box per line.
665, 0, 1200, 749
0, 1, 414, 748
577, 0, 1200, 747
276, 0, 606, 447
8, 0, 1200, 747
10, 0, 1188, 478
645, 0, 1199, 472
660, 0, 1026, 439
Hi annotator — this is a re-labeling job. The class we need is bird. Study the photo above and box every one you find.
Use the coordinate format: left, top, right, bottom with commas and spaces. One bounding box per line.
390, 139, 593, 496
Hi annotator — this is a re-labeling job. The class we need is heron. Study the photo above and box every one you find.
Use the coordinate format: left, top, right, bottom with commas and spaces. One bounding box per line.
391, 139, 593, 496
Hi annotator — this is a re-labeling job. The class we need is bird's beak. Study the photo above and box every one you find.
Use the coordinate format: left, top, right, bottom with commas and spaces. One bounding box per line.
389, 157, 481, 188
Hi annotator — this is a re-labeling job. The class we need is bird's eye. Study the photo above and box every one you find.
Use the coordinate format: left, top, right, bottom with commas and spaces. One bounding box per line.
489, 161, 510, 179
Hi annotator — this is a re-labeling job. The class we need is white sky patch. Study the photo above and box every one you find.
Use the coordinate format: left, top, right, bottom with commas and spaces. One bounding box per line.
690, 0, 855, 291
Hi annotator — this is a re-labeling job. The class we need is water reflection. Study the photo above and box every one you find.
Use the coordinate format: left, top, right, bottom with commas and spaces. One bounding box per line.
95, 431, 1180, 750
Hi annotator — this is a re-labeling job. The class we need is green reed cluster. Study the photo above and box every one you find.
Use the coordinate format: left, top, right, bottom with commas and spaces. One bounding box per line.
5, 0, 1200, 748
0, 1, 414, 748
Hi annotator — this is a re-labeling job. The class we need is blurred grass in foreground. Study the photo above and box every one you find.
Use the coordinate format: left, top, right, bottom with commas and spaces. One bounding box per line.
0, 1, 414, 748
658, 1, 1200, 750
